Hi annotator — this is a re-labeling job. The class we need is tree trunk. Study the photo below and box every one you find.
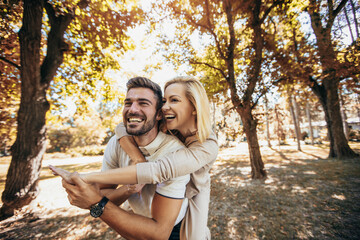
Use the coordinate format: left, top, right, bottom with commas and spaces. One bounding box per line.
1, 0, 74, 219
238, 107, 267, 179
274, 105, 283, 146
339, 91, 349, 140
1, 0, 46, 219
324, 79, 357, 157
264, 94, 272, 148
306, 102, 314, 145
289, 95, 301, 151
308, 1, 358, 158
309, 77, 336, 157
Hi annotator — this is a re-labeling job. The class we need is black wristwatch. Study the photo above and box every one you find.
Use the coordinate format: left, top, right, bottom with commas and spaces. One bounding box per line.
90, 196, 109, 218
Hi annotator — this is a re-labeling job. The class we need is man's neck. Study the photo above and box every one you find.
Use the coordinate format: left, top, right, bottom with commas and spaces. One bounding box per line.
133, 127, 159, 147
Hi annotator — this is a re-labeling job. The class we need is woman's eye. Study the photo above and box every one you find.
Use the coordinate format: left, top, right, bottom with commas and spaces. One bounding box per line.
171, 99, 179, 102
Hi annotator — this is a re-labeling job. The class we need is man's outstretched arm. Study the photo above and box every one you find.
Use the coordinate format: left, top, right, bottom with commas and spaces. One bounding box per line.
63, 173, 182, 240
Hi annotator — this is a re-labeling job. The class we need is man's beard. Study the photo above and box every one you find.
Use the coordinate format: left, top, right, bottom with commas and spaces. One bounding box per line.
125, 113, 157, 136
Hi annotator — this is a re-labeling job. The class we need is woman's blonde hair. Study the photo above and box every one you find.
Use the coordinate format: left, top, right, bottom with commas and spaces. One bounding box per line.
164, 76, 211, 143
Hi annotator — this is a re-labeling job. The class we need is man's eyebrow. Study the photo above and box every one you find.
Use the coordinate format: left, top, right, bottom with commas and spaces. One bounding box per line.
124, 98, 153, 104
138, 98, 153, 104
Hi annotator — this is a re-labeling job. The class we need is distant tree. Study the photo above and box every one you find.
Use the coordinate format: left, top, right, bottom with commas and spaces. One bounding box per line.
0, 0, 142, 219
268, 0, 359, 158
274, 104, 286, 145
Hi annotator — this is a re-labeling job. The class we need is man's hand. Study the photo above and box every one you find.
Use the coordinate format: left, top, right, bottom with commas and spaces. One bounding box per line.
49, 165, 74, 184
62, 172, 103, 209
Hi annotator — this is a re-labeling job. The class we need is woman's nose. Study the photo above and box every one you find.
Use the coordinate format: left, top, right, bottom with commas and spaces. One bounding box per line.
162, 102, 170, 111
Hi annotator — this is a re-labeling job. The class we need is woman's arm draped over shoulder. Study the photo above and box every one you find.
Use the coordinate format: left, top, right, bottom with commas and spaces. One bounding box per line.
136, 131, 218, 184
115, 122, 146, 164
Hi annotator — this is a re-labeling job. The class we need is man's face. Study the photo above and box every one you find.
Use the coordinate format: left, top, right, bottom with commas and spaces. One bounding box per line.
123, 87, 160, 136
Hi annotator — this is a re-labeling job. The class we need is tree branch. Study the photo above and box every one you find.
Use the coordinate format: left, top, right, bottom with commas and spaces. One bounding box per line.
251, 87, 268, 110
175, 3, 227, 60
327, 0, 348, 29
189, 59, 227, 79
260, 0, 283, 24
0, 56, 21, 70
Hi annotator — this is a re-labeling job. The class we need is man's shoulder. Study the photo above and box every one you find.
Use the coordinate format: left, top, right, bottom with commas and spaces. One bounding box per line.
106, 135, 120, 149
158, 132, 184, 149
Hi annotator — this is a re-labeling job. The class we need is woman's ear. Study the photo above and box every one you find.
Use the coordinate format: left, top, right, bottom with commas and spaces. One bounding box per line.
192, 110, 196, 115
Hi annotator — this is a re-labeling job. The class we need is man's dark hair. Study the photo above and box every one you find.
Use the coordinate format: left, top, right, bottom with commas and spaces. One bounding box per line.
126, 77, 163, 111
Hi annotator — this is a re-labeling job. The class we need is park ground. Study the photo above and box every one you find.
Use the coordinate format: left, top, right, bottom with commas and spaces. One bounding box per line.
0, 141, 359, 239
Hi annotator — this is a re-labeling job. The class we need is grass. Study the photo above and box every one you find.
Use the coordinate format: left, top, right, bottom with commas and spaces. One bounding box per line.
0, 142, 359, 239
209, 142, 360, 239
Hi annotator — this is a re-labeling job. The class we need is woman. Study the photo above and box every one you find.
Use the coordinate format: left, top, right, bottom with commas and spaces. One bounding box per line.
51, 76, 218, 239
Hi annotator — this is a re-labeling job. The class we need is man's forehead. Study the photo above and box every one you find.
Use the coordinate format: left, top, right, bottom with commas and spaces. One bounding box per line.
125, 87, 156, 102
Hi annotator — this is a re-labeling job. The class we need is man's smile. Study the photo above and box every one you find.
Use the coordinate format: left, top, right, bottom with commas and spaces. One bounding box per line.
128, 117, 144, 123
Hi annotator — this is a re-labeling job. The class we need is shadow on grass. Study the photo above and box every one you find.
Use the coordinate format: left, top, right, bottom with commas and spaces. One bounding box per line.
0, 211, 125, 240
209, 147, 360, 239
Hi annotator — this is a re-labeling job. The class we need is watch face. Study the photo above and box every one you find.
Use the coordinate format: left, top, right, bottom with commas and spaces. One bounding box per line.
90, 204, 103, 218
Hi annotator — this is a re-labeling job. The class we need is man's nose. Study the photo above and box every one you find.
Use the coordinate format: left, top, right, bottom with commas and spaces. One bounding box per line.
129, 103, 140, 113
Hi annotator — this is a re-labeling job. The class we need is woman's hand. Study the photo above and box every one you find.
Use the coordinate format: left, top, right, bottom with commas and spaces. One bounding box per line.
49, 165, 75, 184
126, 184, 145, 195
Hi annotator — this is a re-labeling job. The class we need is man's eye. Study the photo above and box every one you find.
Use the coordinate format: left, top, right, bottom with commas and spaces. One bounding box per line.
140, 102, 149, 106
124, 102, 131, 107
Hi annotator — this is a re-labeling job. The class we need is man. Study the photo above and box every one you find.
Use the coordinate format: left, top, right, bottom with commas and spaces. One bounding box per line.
62, 77, 189, 239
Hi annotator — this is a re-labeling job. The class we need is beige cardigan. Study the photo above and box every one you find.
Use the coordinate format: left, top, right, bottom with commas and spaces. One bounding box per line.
115, 123, 218, 240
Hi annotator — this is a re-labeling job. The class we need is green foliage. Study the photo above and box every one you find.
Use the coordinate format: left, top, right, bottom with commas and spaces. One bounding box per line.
0, 0, 142, 152
0, 2, 22, 154
47, 128, 73, 152
47, 106, 110, 152
67, 145, 106, 157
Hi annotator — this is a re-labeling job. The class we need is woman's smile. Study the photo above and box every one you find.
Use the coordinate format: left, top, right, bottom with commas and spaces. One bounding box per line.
162, 83, 197, 137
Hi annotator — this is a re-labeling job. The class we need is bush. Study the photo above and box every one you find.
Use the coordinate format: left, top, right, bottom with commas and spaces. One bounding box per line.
349, 129, 360, 141
47, 128, 73, 152
67, 145, 106, 157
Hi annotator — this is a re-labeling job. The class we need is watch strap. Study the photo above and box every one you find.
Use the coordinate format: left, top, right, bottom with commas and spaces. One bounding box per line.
98, 196, 109, 209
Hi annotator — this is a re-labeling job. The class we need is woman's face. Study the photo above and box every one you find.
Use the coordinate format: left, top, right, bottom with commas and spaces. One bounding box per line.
162, 83, 196, 136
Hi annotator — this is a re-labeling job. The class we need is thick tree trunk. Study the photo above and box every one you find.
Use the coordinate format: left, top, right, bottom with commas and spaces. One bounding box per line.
308, 1, 358, 158
238, 107, 267, 179
1, 0, 46, 219
1, 0, 74, 219
324, 79, 357, 158
309, 78, 336, 157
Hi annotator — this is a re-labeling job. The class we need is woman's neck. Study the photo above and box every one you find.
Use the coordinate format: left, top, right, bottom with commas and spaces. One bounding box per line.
179, 127, 197, 139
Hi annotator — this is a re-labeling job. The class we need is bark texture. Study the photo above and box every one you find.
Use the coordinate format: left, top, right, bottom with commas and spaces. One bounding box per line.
1, 0, 74, 219
307, 0, 358, 158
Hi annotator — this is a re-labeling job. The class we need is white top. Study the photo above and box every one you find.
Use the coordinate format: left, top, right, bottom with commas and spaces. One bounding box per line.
102, 131, 190, 225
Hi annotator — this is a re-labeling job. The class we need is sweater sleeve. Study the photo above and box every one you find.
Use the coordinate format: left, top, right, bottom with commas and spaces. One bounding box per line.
136, 131, 218, 184
114, 122, 129, 140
